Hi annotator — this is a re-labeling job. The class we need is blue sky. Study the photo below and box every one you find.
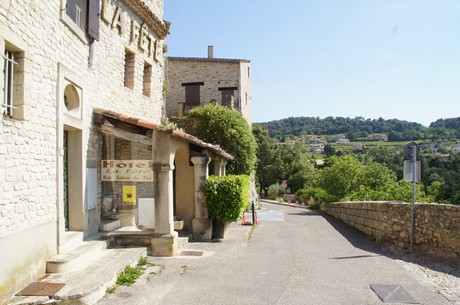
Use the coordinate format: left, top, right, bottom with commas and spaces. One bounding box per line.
164, 1, 460, 126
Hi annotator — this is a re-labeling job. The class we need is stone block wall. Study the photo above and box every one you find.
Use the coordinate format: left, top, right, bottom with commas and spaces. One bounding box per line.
321, 201, 460, 258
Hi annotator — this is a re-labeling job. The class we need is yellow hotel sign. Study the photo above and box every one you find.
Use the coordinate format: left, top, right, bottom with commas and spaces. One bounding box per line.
101, 160, 153, 182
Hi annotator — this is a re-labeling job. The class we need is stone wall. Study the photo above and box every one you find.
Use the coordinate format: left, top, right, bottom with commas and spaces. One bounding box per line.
321, 201, 460, 258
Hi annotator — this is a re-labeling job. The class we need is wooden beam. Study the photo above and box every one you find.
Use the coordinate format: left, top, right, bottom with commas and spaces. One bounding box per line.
96, 124, 152, 146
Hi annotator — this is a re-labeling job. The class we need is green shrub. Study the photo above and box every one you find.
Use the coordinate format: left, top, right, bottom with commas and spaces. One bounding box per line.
296, 187, 337, 204
267, 183, 288, 200
204, 175, 250, 222
181, 105, 257, 175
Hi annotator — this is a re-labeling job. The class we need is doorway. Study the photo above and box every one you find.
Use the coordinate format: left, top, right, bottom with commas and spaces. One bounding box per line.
63, 131, 69, 230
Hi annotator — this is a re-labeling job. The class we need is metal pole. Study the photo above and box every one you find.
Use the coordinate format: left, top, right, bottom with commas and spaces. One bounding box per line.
251, 201, 255, 226
410, 145, 416, 252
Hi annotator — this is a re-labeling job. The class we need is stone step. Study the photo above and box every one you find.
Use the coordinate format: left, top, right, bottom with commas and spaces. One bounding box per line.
178, 235, 190, 251
99, 219, 121, 231
46, 238, 109, 273
10, 247, 147, 305
60, 231, 84, 254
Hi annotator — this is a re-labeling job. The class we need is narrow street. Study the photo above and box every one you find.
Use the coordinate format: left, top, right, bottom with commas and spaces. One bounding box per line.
98, 201, 454, 305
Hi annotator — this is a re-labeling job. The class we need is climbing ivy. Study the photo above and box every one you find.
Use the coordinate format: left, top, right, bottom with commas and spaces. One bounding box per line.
182, 105, 257, 175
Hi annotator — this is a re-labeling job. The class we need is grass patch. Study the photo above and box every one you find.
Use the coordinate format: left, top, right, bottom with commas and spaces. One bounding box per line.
106, 285, 117, 294
116, 265, 143, 286
180, 265, 188, 276
248, 224, 258, 241
146, 268, 163, 281
114, 256, 153, 287
138, 256, 155, 267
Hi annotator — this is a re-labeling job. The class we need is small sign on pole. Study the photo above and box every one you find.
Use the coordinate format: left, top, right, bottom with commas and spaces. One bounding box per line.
403, 142, 420, 253
403, 161, 421, 182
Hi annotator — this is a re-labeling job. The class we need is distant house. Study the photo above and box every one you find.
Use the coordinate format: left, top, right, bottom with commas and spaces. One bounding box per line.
370, 133, 388, 141
431, 153, 451, 159
166, 46, 252, 123
337, 138, 350, 145
451, 144, 460, 154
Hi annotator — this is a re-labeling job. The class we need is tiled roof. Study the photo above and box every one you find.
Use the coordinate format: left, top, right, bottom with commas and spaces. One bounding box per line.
93, 107, 233, 160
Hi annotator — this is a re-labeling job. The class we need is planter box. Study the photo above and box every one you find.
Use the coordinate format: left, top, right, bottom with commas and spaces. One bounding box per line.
174, 220, 184, 230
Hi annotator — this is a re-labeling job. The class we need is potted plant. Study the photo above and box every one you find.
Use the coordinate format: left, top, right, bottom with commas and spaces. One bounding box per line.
174, 217, 184, 230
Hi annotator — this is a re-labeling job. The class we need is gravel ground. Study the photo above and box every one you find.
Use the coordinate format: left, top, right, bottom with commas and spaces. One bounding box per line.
383, 245, 460, 304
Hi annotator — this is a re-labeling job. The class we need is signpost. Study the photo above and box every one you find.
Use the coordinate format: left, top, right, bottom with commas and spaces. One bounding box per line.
403, 142, 420, 252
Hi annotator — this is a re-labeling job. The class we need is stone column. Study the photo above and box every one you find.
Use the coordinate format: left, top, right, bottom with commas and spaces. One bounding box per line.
220, 159, 227, 176
213, 157, 228, 177
191, 155, 212, 241
153, 163, 174, 235
150, 131, 178, 256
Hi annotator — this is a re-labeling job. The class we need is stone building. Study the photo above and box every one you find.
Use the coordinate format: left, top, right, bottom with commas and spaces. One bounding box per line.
1, 0, 230, 301
166, 46, 252, 123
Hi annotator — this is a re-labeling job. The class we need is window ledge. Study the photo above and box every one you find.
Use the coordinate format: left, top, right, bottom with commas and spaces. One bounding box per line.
60, 13, 88, 44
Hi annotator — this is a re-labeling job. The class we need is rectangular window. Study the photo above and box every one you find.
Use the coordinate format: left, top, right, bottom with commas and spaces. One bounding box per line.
143, 62, 152, 97
2, 49, 16, 117
182, 82, 204, 108
124, 50, 135, 89
219, 87, 237, 108
185, 85, 201, 107
62, 0, 99, 41
66, 0, 87, 32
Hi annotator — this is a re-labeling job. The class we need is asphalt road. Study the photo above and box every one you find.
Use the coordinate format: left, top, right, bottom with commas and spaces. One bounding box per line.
98, 201, 451, 305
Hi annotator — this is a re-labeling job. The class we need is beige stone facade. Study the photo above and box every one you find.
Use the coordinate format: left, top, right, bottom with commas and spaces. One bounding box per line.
166, 48, 252, 123
1, 1, 231, 302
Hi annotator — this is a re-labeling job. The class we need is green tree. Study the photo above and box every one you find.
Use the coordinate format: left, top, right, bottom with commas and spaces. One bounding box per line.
313, 155, 364, 201
252, 124, 277, 196
181, 105, 257, 175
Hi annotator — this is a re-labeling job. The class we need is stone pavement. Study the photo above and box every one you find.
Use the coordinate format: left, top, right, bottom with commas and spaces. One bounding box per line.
97, 200, 456, 305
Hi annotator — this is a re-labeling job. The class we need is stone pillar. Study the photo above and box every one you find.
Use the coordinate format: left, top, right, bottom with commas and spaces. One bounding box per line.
151, 163, 178, 256
191, 155, 212, 241
213, 157, 227, 177
150, 131, 178, 256
220, 159, 227, 176
153, 163, 174, 235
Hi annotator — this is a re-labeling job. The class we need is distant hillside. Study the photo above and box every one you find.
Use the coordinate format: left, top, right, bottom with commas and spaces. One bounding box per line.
256, 116, 460, 141
429, 117, 460, 129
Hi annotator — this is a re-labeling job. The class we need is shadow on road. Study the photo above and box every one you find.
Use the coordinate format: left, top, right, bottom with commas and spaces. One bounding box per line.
320, 208, 460, 279
261, 200, 459, 279
287, 210, 322, 217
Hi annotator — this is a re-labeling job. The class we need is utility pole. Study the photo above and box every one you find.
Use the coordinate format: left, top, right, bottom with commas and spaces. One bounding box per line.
403, 142, 420, 252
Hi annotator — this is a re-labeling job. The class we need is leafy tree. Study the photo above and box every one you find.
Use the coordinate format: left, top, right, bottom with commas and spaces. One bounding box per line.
313, 155, 364, 201
252, 125, 278, 196
181, 105, 257, 175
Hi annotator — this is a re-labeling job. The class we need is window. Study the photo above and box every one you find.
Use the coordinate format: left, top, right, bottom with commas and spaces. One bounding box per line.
61, 0, 99, 41
66, 0, 87, 32
143, 62, 152, 97
182, 82, 204, 107
124, 50, 135, 89
2, 49, 16, 117
219, 87, 237, 108
2, 47, 25, 119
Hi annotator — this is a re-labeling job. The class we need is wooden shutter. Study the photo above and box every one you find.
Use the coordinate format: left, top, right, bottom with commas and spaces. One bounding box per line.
66, 0, 77, 23
221, 90, 234, 107
185, 86, 200, 107
87, 0, 100, 41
